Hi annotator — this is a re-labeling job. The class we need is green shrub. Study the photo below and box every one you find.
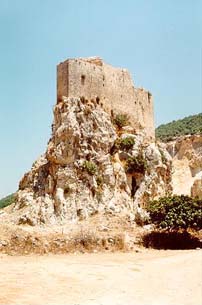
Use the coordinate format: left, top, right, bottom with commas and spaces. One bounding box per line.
125, 154, 147, 174
114, 136, 135, 151
146, 195, 202, 230
0, 193, 15, 209
83, 161, 97, 175
113, 114, 129, 129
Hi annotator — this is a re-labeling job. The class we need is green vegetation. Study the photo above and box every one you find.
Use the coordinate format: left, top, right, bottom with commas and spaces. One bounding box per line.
156, 113, 202, 142
125, 154, 147, 174
159, 149, 167, 164
82, 161, 97, 175
96, 175, 103, 187
114, 136, 135, 151
113, 114, 129, 129
0, 193, 15, 209
146, 195, 202, 230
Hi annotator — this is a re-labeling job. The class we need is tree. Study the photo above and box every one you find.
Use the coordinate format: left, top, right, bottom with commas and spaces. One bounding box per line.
146, 195, 202, 230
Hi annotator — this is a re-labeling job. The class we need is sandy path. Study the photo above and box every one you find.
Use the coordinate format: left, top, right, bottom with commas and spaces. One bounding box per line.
0, 250, 201, 305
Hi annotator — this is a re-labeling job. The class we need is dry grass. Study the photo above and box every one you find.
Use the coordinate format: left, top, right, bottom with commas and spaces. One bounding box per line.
0, 214, 141, 255
0, 228, 128, 255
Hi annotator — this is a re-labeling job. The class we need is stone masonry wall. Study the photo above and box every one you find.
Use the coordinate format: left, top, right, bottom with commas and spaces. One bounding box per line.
57, 57, 154, 140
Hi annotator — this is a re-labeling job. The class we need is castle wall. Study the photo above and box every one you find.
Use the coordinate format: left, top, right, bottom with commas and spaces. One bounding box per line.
57, 58, 155, 140
57, 60, 69, 99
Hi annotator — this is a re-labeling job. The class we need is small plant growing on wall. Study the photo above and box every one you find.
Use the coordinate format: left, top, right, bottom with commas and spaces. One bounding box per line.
125, 154, 147, 174
113, 114, 129, 129
82, 161, 97, 175
159, 149, 167, 164
114, 136, 135, 151
96, 175, 103, 187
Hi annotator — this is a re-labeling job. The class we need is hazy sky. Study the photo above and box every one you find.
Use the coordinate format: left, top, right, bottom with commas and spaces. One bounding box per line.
0, 0, 201, 198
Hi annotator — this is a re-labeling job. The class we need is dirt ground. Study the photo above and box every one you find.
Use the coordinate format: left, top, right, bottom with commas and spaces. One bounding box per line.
0, 249, 201, 305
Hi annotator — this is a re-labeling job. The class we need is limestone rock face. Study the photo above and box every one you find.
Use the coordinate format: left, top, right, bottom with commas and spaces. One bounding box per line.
12, 97, 171, 225
191, 178, 202, 199
166, 134, 202, 197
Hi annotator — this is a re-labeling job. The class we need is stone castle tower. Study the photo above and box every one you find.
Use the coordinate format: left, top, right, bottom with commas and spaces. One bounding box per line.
8, 57, 172, 226
57, 57, 155, 140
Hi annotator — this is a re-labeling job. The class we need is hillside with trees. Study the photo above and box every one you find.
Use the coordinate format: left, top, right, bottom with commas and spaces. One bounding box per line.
156, 113, 202, 142
0, 194, 15, 209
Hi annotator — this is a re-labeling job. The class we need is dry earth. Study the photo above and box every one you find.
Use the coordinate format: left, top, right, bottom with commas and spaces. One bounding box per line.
0, 250, 201, 305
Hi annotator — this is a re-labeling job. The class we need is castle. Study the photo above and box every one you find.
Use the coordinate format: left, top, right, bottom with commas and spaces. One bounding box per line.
11, 57, 172, 227
57, 57, 154, 140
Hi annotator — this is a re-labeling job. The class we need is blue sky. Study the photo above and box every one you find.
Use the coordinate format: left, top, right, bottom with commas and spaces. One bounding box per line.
0, 0, 201, 198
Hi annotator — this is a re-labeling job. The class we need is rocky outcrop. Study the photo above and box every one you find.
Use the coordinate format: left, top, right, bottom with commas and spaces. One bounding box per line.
10, 97, 171, 225
166, 134, 202, 198
191, 178, 202, 199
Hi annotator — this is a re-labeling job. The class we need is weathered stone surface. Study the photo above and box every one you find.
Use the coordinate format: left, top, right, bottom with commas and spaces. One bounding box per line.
11, 96, 171, 225
57, 57, 154, 140
166, 135, 202, 197
3, 58, 173, 225
191, 178, 202, 199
